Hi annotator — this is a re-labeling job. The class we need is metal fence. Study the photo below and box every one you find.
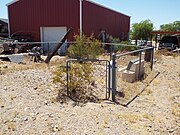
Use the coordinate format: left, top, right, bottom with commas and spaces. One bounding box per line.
111, 47, 154, 104
66, 59, 111, 101
1, 39, 156, 104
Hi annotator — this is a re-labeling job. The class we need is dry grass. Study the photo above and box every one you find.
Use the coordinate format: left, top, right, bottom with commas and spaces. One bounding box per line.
0, 56, 66, 75
0, 53, 180, 134
172, 103, 180, 117
116, 65, 158, 104
143, 113, 154, 121
6, 121, 16, 131
143, 87, 153, 95
118, 113, 140, 123
0, 63, 47, 74
155, 49, 179, 61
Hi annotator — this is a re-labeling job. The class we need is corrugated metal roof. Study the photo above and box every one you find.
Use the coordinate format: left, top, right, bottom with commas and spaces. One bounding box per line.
6, 0, 19, 6
0, 18, 8, 24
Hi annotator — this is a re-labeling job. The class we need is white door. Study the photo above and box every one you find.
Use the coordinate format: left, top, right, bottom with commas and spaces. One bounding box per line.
40, 27, 67, 55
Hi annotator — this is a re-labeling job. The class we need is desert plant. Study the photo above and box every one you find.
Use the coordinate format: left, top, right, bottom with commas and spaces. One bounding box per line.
53, 34, 104, 102
131, 19, 154, 40
107, 35, 137, 52
67, 34, 104, 59
53, 62, 93, 91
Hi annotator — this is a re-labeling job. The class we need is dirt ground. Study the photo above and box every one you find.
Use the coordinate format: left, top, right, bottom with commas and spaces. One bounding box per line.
0, 53, 180, 135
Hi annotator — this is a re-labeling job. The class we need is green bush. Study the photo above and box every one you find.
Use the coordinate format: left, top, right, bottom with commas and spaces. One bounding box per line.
67, 34, 104, 59
107, 35, 137, 52
53, 62, 93, 91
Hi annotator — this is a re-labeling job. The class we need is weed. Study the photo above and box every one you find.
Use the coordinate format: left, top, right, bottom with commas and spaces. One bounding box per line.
172, 103, 180, 117
7, 121, 16, 131
118, 113, 140, 123
50, 97, 58, 103
143, 113, 154, 121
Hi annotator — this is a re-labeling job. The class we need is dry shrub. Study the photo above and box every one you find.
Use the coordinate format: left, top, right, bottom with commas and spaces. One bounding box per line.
53, 62, 99, 103
155, 49, 179, 60
53, 34, 104, 103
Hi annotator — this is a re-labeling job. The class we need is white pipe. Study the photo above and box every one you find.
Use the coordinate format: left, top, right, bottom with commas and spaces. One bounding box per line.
6, 5, 11, 38
79, 0, 83, 37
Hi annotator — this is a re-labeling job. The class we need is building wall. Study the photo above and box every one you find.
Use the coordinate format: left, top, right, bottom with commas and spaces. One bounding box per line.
83, 1, 130, 40
8, 0, 130, 41
8, 0, 79, 41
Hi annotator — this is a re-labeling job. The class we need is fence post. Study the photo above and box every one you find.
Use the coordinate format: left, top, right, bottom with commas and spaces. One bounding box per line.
66, 61, 69, 96
112, 53, 117, 102
138, 51, 142, 80
150, 47, 154, 70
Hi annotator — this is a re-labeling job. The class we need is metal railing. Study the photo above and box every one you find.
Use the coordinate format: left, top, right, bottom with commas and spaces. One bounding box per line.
111, 46, 154, 102
1, 38, 156, 104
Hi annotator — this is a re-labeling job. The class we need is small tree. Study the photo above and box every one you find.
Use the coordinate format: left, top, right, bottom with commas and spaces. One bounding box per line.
67, 34, 104, 59
131, 20, 154, 40
53, 34, 104, 102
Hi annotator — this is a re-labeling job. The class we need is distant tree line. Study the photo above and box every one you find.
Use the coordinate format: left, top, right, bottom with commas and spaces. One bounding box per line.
130, 20, 180, 40
160, 21, 180, 32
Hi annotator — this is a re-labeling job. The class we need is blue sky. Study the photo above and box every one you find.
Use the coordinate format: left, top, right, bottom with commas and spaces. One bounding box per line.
0, 0, 180, 29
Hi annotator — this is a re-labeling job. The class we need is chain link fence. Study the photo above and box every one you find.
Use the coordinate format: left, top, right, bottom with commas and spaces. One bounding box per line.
111, 47, 155, 105
1, 39, 157, 104
66, 59, 110, 102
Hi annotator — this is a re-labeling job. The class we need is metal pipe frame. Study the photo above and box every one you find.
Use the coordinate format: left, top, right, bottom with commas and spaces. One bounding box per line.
111, 54, 117, 102
116, 47, 153, 58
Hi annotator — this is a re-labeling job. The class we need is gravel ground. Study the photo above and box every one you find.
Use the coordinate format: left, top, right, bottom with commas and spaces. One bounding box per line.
0, 54, 180, 135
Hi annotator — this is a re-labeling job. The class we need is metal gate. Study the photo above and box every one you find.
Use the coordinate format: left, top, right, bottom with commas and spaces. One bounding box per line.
65, 47, 154, 103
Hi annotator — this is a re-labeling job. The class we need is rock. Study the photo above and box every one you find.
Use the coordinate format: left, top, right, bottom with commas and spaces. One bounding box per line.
47, 89, 51, 93
69, 113, 76, 116
44, 100, 49, 105
167, 128, 174, 133
24, 117, 28, 121
34, 87, 38, 90
32, 117, 36, 121
4, 86, 7, 90
51, 124, 59, 132
24, 107, 29, 111
3, 64, 8, 68
48, 113, 54, 118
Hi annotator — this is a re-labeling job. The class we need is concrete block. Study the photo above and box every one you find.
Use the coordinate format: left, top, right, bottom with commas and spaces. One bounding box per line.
122, 70, 136, 83
129, 60, 145, 80
122, 60, 145, 83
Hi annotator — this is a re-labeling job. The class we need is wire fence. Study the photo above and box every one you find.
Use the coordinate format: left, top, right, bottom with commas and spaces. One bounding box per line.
0, 39, 146, 58
66, 59, 110, 102
1, 39, 157, 104
111, 47, 155, 105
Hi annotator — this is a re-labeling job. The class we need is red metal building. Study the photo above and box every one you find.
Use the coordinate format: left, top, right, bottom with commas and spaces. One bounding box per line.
7, 0, 130, 42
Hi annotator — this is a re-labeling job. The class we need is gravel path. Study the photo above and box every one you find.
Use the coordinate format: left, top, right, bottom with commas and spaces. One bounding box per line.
0, 55, 179, 135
